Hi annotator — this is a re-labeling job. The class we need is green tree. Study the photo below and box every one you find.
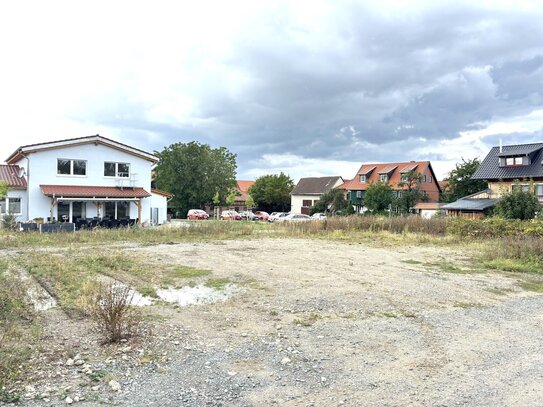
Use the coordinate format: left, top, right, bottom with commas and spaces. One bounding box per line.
245, 195, 255, 211
310, 188, 353, 215
395, 170, 427, 214
443, 158, 487, 202
226, 189, 237, 208
0, 182, 7, 199
249, 172, 294, 212
154, 142, 237, 217
495, 185, 539, 220
363, 182, 394, 213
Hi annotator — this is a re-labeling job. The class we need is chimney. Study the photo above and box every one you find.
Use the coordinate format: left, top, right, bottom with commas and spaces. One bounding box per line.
499, 138, 503, 153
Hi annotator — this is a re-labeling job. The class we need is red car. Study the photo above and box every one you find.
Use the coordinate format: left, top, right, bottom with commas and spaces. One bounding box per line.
220, 210, 242, 220
255, 211, 269, 221
187, 209, 209, 220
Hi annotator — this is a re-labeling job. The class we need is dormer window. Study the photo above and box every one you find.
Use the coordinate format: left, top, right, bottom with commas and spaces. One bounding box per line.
379, 174, 388, 182
359, 175, 366, 183
500, 156, 529, 167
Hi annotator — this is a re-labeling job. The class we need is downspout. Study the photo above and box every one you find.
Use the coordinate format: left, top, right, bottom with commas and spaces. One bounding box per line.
21, 152, 30, 222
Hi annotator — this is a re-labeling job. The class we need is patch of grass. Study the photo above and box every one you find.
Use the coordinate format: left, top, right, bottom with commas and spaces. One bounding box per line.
138, 286, 158, 298
485, 287, 514, 296
293, 313, 322, 327
483, 258, 541, 274
205, 278, 231, 290
169, 266, 211, 279
518, 280, 543, 293
453, 302, 481, 308
401, 259, 422, 265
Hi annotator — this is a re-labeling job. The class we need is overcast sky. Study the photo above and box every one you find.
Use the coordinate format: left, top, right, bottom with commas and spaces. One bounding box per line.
1, 0, 542, 181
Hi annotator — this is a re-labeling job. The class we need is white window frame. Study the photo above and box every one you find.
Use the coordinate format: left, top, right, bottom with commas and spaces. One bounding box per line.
356, 191, 362, 198
359, 175, 366, 183
57, 158, 87, 177
104, 162, 131, 178
379, 174, 388, 182
1, 197, 22, 216
511, 184, 530, 193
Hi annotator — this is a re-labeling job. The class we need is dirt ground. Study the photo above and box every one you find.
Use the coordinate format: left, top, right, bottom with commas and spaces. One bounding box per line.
10, 238, 543, 406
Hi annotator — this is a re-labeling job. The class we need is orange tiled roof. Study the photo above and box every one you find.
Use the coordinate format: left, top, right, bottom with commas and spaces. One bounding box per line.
235, 180, 254, 202
341, 161, 433, 191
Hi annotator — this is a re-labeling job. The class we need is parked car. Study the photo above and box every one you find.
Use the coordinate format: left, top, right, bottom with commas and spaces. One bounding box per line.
187, 209, 209, 220
311, 212, 327, 220
220, 210, 242, 220
255, 211, 269, 221
276, 213, 311, 223
239, 211, 260, 221
269, 212, 289, 222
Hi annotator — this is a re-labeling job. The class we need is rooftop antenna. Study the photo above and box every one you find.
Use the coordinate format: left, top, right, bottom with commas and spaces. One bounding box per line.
499, 138, 503, 153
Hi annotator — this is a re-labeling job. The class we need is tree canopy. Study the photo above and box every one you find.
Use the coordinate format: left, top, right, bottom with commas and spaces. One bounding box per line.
310, 188, 353, 215
363, 182, 394, 213
395, 170, 427, 214
0, 182, 7, 199
248, 173, 294, 212
495, 186, 539, 220
154, 142, 237, 216
443, 158, 487, 202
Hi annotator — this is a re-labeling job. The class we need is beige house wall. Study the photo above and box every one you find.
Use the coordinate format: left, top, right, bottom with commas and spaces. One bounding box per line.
488, 180, 543, 198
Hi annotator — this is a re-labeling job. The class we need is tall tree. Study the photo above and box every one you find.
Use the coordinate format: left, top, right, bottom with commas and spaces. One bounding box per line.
0, 182, 7, 199
249, 173, 294, 212
310, 188, 353, 215
363, 182, 394, 213
395, 170, 427, 214
154, 142, 237, 216
443, 158, 487, 202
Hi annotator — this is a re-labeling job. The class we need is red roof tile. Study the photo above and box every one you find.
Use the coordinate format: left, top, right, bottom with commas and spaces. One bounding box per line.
0, 165, 27, 189
40, 185, 151, 198
235, 180, 254, 203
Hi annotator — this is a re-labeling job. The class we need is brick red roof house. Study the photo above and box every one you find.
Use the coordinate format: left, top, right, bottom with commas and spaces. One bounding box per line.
340, 161, 441, 209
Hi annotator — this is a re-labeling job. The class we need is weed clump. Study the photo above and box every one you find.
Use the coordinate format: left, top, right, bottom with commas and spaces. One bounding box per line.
89, 283, 142, 344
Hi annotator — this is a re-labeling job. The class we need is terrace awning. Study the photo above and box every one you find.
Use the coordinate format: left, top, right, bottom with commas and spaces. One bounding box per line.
40, 185, 151, 199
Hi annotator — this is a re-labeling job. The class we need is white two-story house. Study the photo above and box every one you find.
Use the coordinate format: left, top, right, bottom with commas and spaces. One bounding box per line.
0, 135, 170, 225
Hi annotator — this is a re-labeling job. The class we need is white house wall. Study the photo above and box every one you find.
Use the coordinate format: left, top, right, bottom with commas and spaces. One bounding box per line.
150, 193, 168, 224
6, 189, 28, 222
14, 143, 153, 223
291, 194, 320, 214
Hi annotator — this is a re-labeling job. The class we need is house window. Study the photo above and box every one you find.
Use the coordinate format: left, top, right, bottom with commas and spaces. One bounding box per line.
1, 197, 21, 215
302, 200, 312, 207
379, 174, 388, 182
104, 162, 130, 178
400, 174, 408, 182
512, 184, 530, 193
501, 156, 529, 167
428, 175, 432, 183
104, 202, 130, 219
396, 191, 403, 198
359, 175, 366, 183
356, 191, 362, 198
57, 159, 86, 176
536, 185, 543, 203
421, 174, 426, 182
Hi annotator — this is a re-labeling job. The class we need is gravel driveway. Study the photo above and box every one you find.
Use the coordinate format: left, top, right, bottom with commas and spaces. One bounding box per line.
15, 238, 543, 406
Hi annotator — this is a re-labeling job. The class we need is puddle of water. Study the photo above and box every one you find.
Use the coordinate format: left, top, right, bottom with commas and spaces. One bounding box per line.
109, 283, 154, 307
156, 284, 238, 306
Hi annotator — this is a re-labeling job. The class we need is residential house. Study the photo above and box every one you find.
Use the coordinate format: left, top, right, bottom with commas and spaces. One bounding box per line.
443, 142, 543, 217
340, 161, 441, 212
234, 180, 255, 212
291, 176, 344, 214
0, 135, 170, 225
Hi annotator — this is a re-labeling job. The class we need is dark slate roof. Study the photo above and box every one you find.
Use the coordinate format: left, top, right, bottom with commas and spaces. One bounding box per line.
291, 176, 343, 195
442, 198, 498, 211
472, 143, 543, 180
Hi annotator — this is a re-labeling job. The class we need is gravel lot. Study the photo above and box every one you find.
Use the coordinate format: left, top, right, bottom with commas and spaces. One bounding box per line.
11, 238, 543, 406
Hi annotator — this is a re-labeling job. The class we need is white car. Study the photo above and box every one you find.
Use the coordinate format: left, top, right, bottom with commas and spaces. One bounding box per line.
277, 213, 312, 223
268, 212, 288, 222
311, 213, 327, 220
